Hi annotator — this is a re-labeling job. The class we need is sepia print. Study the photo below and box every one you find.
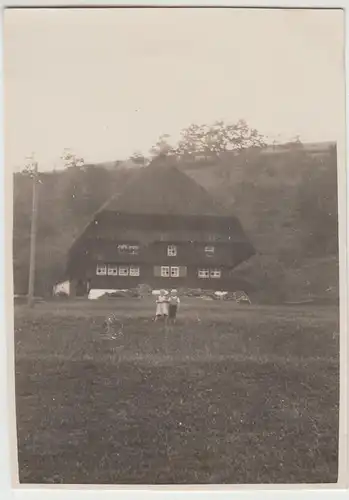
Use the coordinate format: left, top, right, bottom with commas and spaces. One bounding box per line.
5, 7, 344, 485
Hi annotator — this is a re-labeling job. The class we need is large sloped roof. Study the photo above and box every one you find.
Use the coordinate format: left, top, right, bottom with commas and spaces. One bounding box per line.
99, 161, 230, 217
67, 159, 256, 259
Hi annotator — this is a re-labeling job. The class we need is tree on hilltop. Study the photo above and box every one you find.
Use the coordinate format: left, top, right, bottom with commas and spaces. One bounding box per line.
175, 119, 265, 159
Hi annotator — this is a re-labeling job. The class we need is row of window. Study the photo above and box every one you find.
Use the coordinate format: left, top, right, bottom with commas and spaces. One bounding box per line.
167, 245, 215, 257
198, 268, 221, 278
97, 264, 140, 276
114, 244, 216, 257
159, 266, 221, 278
96, 264, 222, 278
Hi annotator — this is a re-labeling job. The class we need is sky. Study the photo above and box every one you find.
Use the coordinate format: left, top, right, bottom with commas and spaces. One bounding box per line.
4, 7, 345, 171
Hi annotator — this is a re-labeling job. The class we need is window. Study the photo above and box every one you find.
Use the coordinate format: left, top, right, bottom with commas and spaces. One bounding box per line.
117, 244, 128, 253
118, 266, 129, 276
198, 269, 210, 279
205, 245, 215, 256
107, 265, 118, 276
129, 245, 139, 255
210, 269, 221, 278
96, 264, 107, 275
130, 266, 140, 277
171, 266, 179, 277
167, 245, 177, 257
161, 266, 170, 277
117, 244, 139, 255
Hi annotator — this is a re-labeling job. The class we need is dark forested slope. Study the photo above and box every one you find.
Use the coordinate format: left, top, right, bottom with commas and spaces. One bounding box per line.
13, 146, 338, 303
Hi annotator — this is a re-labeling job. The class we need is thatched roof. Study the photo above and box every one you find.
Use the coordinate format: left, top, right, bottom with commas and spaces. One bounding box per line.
99, 161, 230, 217
67, 159, 256, 259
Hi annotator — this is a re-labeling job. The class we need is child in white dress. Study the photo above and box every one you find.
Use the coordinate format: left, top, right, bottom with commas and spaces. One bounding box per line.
154, 289, 169, 321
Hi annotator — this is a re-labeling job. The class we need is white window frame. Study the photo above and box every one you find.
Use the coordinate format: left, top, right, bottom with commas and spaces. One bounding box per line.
210, 269, 221, 278
117, 244, 128, 252
129, 266, 140, 277
161, 266, 170, 277
198, 268, 210, 279
107, 265, 118, 276
128, 245, 139, 255
117, 244, 139, 255
170, 266, 179, 277
96, 264, 107, 276
205, 245, 215, 256
167, 245, 177, 257
118, 266, 129, 276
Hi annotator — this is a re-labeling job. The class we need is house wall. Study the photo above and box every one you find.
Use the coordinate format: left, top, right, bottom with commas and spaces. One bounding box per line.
67, 212, 255, 294
70, 264, 251, 295
75, 240, 248, 266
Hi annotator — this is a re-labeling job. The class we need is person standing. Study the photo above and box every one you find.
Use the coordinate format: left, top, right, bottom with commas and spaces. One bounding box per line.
168, 289, 180, 324
154, 289, 169, 321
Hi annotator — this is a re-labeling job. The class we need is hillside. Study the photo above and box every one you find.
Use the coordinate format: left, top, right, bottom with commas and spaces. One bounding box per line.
183, 147, 338, 302
12, 146, 339, 303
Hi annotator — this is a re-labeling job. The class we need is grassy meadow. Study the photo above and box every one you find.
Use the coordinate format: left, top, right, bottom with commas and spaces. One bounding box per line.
14, 298, 339, 484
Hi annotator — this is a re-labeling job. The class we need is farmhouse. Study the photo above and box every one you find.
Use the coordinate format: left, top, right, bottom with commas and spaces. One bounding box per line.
66, 159, 255, 296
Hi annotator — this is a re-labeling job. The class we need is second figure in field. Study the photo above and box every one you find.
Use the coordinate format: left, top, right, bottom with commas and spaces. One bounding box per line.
168, 289, 180, 324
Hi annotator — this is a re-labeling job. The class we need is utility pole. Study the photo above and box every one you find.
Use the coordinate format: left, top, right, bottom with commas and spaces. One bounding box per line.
28, 161, 39, 308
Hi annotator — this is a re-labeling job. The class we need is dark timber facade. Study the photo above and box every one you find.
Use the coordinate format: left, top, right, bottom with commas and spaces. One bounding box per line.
66, 162, 255, 296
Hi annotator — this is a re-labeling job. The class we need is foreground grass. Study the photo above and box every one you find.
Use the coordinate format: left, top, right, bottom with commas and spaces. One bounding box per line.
14, 300, 339, 484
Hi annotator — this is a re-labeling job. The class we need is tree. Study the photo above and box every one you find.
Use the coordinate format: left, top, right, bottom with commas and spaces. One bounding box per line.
61, 148, 85, 169
149, 134, 174, 158
176, 120, 265, 159
22, 153, 39, 176
129, 151, 148, 166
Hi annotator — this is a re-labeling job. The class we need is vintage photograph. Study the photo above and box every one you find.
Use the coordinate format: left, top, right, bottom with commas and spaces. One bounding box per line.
6, 7, 343, 484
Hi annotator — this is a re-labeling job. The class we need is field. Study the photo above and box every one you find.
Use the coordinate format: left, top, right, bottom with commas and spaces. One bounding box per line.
14, 298, 339, 484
